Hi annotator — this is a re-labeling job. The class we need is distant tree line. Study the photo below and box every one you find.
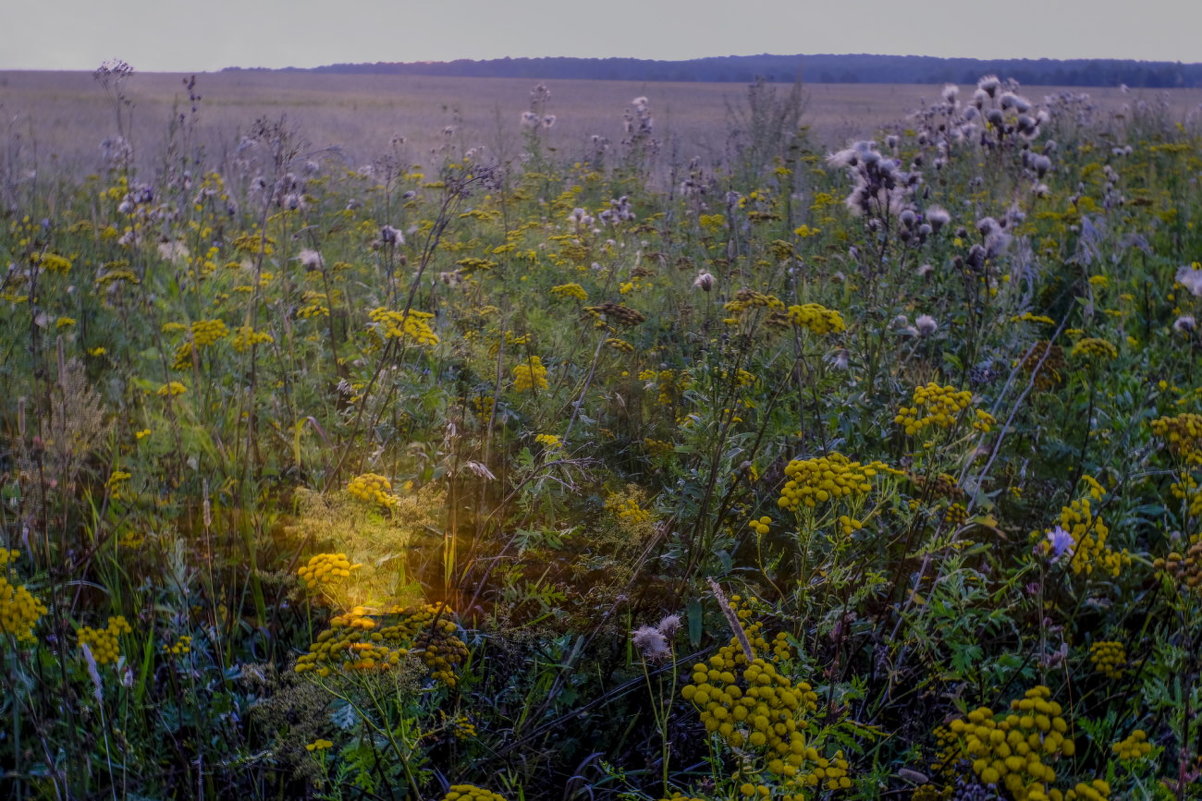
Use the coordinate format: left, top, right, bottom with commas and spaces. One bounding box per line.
227, 54, 1202, 88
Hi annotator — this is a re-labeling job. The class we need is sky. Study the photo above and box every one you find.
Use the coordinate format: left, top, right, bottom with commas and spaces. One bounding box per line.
4, 0, 1201, 72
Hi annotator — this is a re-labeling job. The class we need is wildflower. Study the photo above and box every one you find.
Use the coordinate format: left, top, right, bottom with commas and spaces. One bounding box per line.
191, 319, 229, 346
0, 550, 47, 642
1175, 263, 1202, 297
295, 603, 468, 685
346, 473, 397, 506
442, 786, 507, 801
1070, 337, 1118, 362
379, 225, 404, 245
297, 249, 323, 270
534, 433, 563, 450
1055, 492, 1130, 577
36, 253, 72, 273
76, 616, 132, 665
777, 452, 898, 511
925, 206, 951, 232
1089, 641, 1126, 679
693, 272, 715, 291
512, 356, 549, 392
160, 634, 193, 656
914, 315, 938, 336
232, 325, 274, 352
1173, 315, 1196, 333
657, 614, 681, 638
631, 625, 670, 661
305, 738, 334, 752
550, 282, 588, 302
1112, 730, 1153, 761
1045, 525, 1074, 561
788, 303, 846, 335
585, 301, 645, 326
895, 383, 975, 436
156, 381, 187, 397
298, 553, 360, 590
943, 685, 1079, 796
368, 307, 439, 347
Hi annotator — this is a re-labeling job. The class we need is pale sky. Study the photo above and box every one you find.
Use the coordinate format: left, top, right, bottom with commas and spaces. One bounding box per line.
4, 0, 1200, 72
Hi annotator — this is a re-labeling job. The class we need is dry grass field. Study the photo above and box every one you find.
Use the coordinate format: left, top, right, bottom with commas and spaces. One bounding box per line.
4, 69, 1202, 175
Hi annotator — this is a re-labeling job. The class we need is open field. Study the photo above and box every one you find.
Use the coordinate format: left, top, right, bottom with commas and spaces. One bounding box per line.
3, 70, 1202, 174
2, 67, 1202, 801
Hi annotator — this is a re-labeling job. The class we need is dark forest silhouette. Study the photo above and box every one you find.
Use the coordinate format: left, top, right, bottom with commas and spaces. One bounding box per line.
226, 53, 1202, 88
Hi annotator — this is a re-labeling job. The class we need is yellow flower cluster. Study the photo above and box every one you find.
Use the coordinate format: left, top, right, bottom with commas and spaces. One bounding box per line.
305, 738, 334, 752
232, 233, 275, 255
512, 356, 549, 392
605, 337, 634, 353
945, 686, 1079, 800
295, 603, 468, 685
749, 516, 772, 536
836, 515, 863, 535
894, 383, 975, 436
1088, 641, 1126, 679
1070, 337, 1118, 362
1153, 535, 1202, 593
1169, 474, 1202, 517
171, 341, 194, 370
787, 303, 846, 335
1111, 730, 1152, 761
77, 616, 132, 665
534, 433, 563, 450
607, 489, 653, 526
1056, 496, 1130, 577
776, 452, 895, 511
446, 714, 477, 740
297, 553, 359, 589
680, 612, 851, 798
550, 282, 588, 302
1012, 313, 1057, 325
943, 502, 969, 527
1151, 413, 1202, 465
973, 410, 997, 432
191, 318, 229, 346
1065, 781, 1112, 801
163, 635, 192, 656
441, 785, 506, 801
0, 550, 47, 643
368, 307, 439, 346
157, 381, 187, 397
346, 473, 398, 507
35, 252, 72, 273
723, 290, 785, 323
232, 325, 274, 352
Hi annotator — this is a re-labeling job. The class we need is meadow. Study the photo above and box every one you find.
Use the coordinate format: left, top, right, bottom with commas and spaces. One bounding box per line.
1, 65, 1202, 801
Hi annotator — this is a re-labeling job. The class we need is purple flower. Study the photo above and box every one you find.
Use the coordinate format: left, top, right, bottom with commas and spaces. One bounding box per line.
1046, 525, 1074, 561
